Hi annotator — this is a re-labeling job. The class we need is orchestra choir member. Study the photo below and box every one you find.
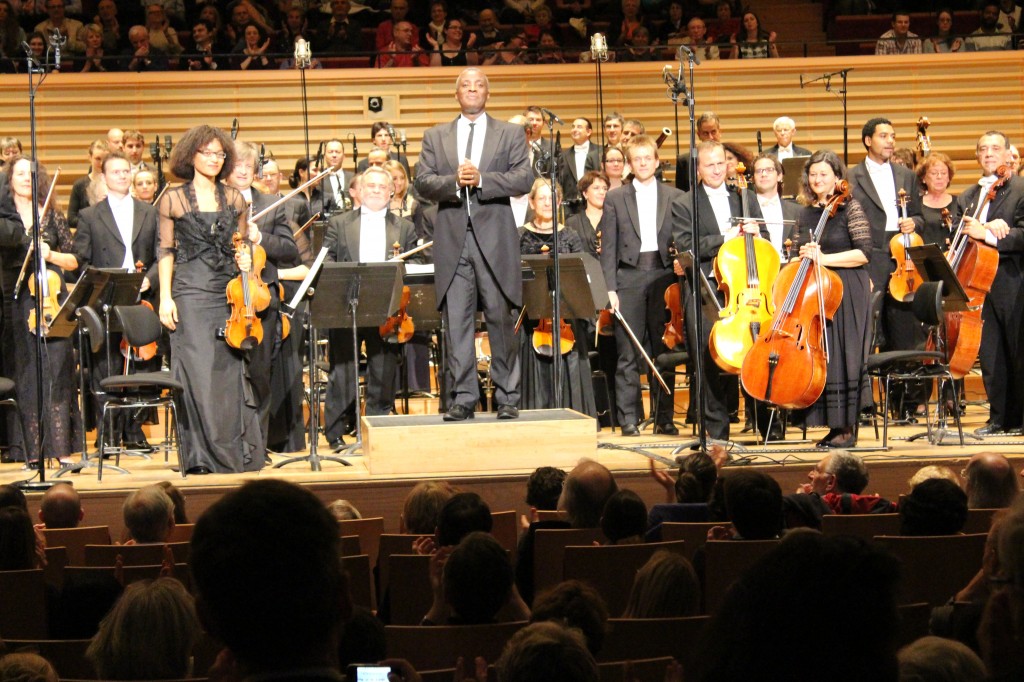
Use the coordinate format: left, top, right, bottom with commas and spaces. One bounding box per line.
791, 150, 872, 449
917, 152, 958, 248
132, 169, 159, 203
957, 131, 1024, 436
320, 139, 351, 217
157, 125, 265, 474
322, 167, 419, 450
68, 139, 110, 228
565, 170, 608, 257
601, 134, 684, 436
603, 146, 626, 191
518, 179, 596, 415
0, 156, 82, 465
751, 153, 800, 258
671, 140, 765, 443
385, 160, 417, 220
74, 151, 160, 453
414, 67, 533, 422
357, 122, 411, 176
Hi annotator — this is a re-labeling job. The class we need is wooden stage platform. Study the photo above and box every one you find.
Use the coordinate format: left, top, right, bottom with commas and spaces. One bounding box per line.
3, 390, 1023, 541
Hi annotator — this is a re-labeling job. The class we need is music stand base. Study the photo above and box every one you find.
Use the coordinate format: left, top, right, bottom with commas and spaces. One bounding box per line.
906, 428, 981, 446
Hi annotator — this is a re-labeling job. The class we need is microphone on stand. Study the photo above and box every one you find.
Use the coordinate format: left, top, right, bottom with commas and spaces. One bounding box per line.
677, 43, 700, 66
399, 129, 408, 153
799, 74, 804, 89
231, 118, 239, 140
164, 135, 172, 155
256, 143, 266, 179
539, 107, 563, 125
49, 28, 65, 68
757, 131, 762, 154
314, 141, 324, 170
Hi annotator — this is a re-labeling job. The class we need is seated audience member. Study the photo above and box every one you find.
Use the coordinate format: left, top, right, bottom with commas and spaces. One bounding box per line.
0, 505, 39, 570
898, 636, 986, 682
875, 11, 922, 55
647, 446, 728, 534
336, 606, 387, 671
35, 0, 85, 54
534, 31, 565, 63
791, 451, 896, 523
234, 21, 274, 69
75, 23, 112, 72
144, 3, 182, 56
924, 8, 964, 53
472, 8, 507, 61
431, 491, 493, 549
51, 571, 124, 639
524, 4, 563, 46
328, 499, 362, 521
965, 2, 1011, 51
0, 483, 27, 510
375, 0, 416, 51
713, 469, 784, 540
521, 465, 566, 528
616, 25, 658, 61
38, 481, 84, 529
401, 481, 456, 534
621, 550, 700, 618
691, 533, 901, 681
0, 653, 57, 682
680, 17, 719, 61
422, 531, 528, 625
156, 480, 189, 524
189, 480, 351, 679
93, 0, 124, 54
600, 489, 647, 544
907, 465, 960, 489
483, 33, 530, 65
606, 0, 648, 48
184, 18, 224, 70
529, 580, 609, 655
122, 24, 169, 70
977, 500, 1024, 678
85, 577, 200, 681
375, 20, 428, 68
496, 621, 601, 682
729, 11, 778, 59
122, 485, 176, 544
899, 478, 968, 536
964, 452, 1020, 509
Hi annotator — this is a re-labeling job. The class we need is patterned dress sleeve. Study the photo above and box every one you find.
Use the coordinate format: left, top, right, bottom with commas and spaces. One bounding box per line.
845, 198, 873, 258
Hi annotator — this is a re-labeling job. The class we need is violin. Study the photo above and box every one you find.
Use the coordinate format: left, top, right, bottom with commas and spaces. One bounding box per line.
121, 260, 159, 363
740, 180, 849, 409
27, 262, 61, 336
916, 117, 931, 157
888, 188, 924, 302
532, 244, 575, 357
709, 181, 780, 374
379, 242, 415, 344
224, 215, 271, 351
278, 282, 290, 340
594, 230, 615, 338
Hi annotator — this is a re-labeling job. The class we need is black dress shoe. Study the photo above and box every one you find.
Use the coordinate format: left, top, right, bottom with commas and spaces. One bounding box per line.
329, 438, 346, 452
975, 423, 1006, 436
621, 423, 640, 437
496, 404, 519, 420
828, 434, 857, 449
122, 438, 155, 454
186, 466, 211, 475
654, 423, 679, 436
443, 404, 474, 421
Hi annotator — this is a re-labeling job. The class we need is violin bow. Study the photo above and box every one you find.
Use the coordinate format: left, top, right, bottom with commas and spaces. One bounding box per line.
612, 308, 671, 394
389, 240, 433, 261
251, 167, 336, 223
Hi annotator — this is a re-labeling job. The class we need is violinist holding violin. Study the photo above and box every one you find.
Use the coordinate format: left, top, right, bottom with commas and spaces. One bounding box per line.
322, 166, 419, 451
793, 150, 872, 449
74, 151, 160, 454
0, 156, 82, 466
957, 131, 1024, 436
157, 125, 265, 475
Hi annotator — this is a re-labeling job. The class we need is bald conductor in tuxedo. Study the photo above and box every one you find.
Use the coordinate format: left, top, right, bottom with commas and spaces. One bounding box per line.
414, 67, 534, 422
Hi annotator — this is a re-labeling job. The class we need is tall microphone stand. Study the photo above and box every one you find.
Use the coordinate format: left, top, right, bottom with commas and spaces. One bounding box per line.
15, 33, 59, 490
295, 38, 312, 168
542, 111, 564, 406
589, 34, 608, 148
800, 69, 851, 165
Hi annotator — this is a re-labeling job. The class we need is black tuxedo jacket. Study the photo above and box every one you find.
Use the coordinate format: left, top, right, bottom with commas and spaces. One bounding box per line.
765, 143, 812, 157
323, 210, 418, 265
250, 188, 298, 285
74, 196, 160, 287
671, 184, 767, 278
957, 174, 1024, 265
598, 181, 684, 292
559, 142, 602, 203
848, 161, 923, 287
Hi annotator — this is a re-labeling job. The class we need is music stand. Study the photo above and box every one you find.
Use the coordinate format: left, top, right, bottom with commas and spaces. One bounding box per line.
401, 265, 444, 413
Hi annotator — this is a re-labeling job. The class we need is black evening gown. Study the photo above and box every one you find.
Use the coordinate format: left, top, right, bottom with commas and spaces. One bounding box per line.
518, 225, 597, 416
792, 199, 873, 431
158, 183, 265, 473
0, 207, 82, 462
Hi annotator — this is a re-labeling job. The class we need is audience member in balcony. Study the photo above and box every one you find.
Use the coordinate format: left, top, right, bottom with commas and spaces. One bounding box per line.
524, 4, 564, 46
599, 489, 647, 544
198, 4, 229, 52
534, 31, 566, 63
482, 32, 530, 65
315, 0, 362, 55
729, 11, 778, 59
496, 622, 602, 682
710, 0, 739, 47
658, 0, 686, 51
923, 9, 964, 53
144, 3, 181, 55
965, 2, 1012, 51
472, 8, 508, 61
225, 0, 274, 47
375, 19, 428, 67
899, 478, 968, 535
897, 636, 987, 682
86, 577, 201, 681
0, 654, 57, 682
617, 25, 658, 61
426, 17, 477, 66
501, 0, 545, 24
423, 0, 448, 45
74, 22, 111, 71
875, 11, 922, 55
37, 481, 83, 529
234, 21, 274, 68
375, 0, 415, 51
122, 484, 176, 544
998, 0, 1021, 33
24, 30, 51, 70
679, 17, 719, 62
122, 24, 169, 70
530, 580, 609, 655
274, 6, 309, 53
964, 452, 1020, 509
622, 550, 701, 618
92, 0, 124, 53
184, 18, 224, 70
607, 0, 647, 48
0, 1, 27, 70
35, 0, 84, 54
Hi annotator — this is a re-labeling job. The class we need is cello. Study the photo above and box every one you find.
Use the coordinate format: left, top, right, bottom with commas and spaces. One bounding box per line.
888, 188, 924, 302
709, 179, 780, 374
740, 180, 849, 409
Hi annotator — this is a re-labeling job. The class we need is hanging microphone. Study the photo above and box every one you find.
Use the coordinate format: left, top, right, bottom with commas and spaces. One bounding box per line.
231, 118, 239, 140
49, 28, 65, 67
399, 129, 407, 145
539, 107, 563, 125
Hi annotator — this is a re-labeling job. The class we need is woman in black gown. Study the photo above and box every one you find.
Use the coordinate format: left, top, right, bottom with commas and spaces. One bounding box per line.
0, 156, 82, 465
157, 125, 265, 474
792, 150, 872, 448
519, 179, 596, 416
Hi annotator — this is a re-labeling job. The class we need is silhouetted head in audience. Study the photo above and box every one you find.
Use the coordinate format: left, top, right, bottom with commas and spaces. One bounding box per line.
0, 505, 37, 570
692, 533, 901, 682
402, 481, 456, 534
190, 480, 351, 675
336, 606, 386, 671
123, 485, 176, 544
327, 499, 362, 521
38, 482, 83, 529
526, 466, 567, 511
497, 621, 599, 682
675, 451, 717, 503
0, 653, 57, 682
907, 465, 960, 490
436, 492, 492, 547
599, 489, 647, 544
156, 481, 189, 524
723, 470, 783, 540
899, 478, 968, 536
444, 532, 512, 624
559, 459, 618, 529
897, 635, 986, 682
86, 577, 200, 681
964, 452, 1020, 510
0, 484, 26, 511
529, 580, 609, 655
51, 571, 124, 639
807, 451, 869, 496
622, 550, 700, 618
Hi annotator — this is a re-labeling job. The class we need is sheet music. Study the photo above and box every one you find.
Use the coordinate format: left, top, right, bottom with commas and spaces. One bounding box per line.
285, 247, 329, 314
404, 263, 434, 275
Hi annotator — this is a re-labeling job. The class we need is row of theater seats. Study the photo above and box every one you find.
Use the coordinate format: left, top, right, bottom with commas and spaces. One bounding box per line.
829, 10, 984, 55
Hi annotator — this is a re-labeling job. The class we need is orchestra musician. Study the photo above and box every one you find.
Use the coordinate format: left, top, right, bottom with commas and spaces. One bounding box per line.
917, 152, 958, 252
74, 151, 161, 453
320, 138, 351, 216
322, 167, 419, 450
157, 125, 265, 475
751, 153, 800, 258
672, 140, 765, 443
559, 117, 602, 211
357, 122, 411, 176
601, 134, 684, 436
957, 131, 1024, 436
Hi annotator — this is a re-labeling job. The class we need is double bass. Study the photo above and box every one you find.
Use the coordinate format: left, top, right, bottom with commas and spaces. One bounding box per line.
740, 181, 849, 409
888, 188, 924, 302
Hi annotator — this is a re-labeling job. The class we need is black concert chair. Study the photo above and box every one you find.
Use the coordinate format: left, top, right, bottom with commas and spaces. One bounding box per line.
641, 350, 688, 434
0, 375, 17, 460
96, 304, 186, 480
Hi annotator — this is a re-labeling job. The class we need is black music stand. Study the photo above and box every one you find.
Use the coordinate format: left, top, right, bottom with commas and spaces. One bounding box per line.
400, 266, 443, 414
